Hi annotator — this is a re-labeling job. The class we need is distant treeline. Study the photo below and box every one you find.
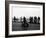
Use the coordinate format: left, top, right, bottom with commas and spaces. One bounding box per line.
12, 16, 40, 24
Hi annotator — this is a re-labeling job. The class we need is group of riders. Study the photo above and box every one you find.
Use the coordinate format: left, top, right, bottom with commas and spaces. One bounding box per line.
13, 16, 40, 30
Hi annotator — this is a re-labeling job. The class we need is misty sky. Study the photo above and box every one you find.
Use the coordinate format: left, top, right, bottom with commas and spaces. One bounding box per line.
12, 4, 41, 18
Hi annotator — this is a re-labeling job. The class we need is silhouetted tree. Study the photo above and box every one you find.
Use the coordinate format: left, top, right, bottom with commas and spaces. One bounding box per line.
13, 16, 16, 22
38, 17, 40, 24
34, 16, 37, 24
29, 17, 33, 23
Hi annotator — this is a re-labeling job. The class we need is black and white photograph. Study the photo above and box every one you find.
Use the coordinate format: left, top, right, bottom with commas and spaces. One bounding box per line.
5, 1, 45, 37
12, 5, 40, 31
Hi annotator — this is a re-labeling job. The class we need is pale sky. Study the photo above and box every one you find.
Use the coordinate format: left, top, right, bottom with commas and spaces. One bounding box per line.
11, 4, 41, 18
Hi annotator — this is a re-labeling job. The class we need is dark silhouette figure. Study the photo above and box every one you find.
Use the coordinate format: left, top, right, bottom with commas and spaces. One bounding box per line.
13, 16, 16, 22
23, 17, 26, 23
34, 16, 37, 24
29, 17, 33, 23
38, 17, 40, 24
22, 17, 29, 30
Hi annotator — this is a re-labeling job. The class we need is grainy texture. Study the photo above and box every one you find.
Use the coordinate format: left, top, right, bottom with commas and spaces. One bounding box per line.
12, 22, 40, 31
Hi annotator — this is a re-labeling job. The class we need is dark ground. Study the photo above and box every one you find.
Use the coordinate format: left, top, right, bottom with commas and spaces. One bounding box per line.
12, 22, 40, 31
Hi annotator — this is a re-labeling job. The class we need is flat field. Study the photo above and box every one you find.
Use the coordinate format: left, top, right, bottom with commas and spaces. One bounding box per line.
12, 22, 40, 31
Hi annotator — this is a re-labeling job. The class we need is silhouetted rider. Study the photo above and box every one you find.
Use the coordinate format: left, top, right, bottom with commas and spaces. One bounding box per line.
23, 17, 26, 23
22, 17, 29, 30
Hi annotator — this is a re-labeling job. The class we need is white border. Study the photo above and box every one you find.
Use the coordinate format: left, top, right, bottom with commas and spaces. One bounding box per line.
9, 4, 43, 35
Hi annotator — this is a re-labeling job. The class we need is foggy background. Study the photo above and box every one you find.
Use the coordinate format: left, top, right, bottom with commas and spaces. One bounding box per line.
12, 4, 41, 18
